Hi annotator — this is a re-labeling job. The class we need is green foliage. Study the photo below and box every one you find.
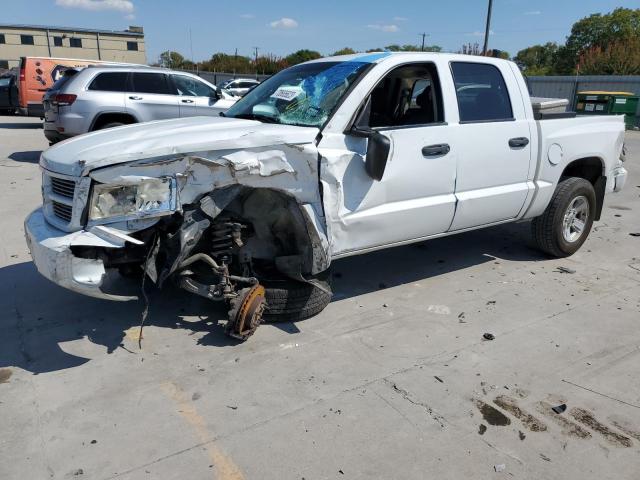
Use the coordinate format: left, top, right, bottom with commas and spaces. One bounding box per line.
158, 51, 185, 69
514, 42, 559, 75
368, 44, 442, 53
284, 49, 322, 66
554, 7, 640, 74
578, 36, 640, 75
332, 47, 357, 56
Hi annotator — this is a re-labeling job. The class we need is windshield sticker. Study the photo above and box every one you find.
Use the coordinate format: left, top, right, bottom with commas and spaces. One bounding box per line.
271, 88, 300, 101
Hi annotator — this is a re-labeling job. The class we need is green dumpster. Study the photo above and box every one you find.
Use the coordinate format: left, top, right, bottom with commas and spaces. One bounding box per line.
576, 91, 639, 129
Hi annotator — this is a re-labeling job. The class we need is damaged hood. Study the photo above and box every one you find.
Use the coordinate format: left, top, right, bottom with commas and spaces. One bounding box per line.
41, 116, 320, 177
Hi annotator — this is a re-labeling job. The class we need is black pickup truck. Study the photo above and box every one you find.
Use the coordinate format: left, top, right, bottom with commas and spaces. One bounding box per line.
0, 73, 18, 114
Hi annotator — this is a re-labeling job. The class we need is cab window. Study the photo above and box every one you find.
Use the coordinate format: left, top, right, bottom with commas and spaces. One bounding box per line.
367, 63, 444, 128
450, 62, 513, 123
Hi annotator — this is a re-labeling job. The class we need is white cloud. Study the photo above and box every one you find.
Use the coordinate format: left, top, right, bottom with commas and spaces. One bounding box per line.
393, 16, 408, 21
269, 17, 298, 29
240, 13, 255, 19
124, 13, 135, 20
55, 0, 134, 13
524, 10, 541, 15
367, 24, 400, 33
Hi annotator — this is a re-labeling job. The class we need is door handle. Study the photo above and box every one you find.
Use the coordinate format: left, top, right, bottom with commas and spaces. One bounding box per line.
509, 137, 529, 148
181, 99, 194, 104
422, 143, 450, 157
128, 95, 143, 100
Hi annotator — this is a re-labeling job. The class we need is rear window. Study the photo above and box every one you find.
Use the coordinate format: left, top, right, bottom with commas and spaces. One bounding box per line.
89, 72, 128, 92
50, 69, 79, 91
0, 77, 11, 87
451, 62, 513, 123
131, 72, 172, 94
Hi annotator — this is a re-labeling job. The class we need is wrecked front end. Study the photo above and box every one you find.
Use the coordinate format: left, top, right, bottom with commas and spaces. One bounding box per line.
26, 137, 331, 340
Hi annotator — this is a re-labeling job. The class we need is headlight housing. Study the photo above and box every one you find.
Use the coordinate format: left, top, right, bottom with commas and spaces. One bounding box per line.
89, 177, 178, 224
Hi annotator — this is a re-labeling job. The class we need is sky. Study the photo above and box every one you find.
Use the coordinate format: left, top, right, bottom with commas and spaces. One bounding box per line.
5, 0, 640, 63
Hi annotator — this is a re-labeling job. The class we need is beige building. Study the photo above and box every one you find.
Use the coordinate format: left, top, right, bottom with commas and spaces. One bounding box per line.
0, 24, 146, 69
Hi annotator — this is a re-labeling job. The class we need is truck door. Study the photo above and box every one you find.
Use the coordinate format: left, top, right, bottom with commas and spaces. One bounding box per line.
126, 72, 180, 122
448, 61, 532, 230
318, 62, 457, 255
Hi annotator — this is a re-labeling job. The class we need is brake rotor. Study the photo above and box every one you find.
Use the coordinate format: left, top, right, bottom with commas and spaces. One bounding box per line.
226, 284, 266, 341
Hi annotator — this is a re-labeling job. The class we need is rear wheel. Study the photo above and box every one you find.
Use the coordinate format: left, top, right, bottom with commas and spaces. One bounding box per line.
262, 274, 332, 323
532, 177, 596, 257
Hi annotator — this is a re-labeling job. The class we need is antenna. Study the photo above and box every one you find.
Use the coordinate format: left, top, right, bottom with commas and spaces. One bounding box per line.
420, 33, 429, 51
482, 0, 493, 55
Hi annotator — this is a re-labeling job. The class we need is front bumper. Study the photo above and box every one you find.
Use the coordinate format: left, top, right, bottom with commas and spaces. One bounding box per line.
613, 165, 628, 192
24, 208, 138, 301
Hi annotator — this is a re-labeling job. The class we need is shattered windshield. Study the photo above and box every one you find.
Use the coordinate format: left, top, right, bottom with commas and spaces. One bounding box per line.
224, 61, 370, 128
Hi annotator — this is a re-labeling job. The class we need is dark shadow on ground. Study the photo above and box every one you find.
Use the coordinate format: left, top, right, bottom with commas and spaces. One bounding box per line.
9, 150, 42, 163
0, 122, 42, 129
0, 220, 547, 375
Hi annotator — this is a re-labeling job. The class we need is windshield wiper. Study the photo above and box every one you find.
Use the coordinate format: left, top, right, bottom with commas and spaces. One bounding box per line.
232, 113, 280, 124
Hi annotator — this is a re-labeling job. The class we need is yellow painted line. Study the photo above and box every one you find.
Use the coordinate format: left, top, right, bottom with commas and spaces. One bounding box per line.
161, 382, 245, 480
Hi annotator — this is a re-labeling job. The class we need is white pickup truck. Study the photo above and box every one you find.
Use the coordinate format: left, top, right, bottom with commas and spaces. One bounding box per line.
25, 52, 628, 340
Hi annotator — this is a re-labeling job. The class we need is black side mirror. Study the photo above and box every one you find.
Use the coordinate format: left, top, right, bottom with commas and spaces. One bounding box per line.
349, 96, 390, 181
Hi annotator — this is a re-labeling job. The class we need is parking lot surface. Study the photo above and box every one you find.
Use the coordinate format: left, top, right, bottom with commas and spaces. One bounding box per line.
1, 115, 640, 480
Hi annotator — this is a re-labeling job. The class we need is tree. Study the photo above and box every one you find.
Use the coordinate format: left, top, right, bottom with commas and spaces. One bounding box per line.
366, 44, 442, 53
514, 42, 559, 75
158, 51, 185, 69
332, 47, 356, 56
578, 36, 640, 75
554, 7, 640, 74
285, 49, 322, 66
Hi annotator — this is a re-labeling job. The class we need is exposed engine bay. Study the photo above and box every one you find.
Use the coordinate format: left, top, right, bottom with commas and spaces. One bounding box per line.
71, 186, 330, 340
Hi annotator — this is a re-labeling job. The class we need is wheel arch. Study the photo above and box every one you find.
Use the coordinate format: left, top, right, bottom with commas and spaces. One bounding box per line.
90, 111, 138, 131
560, 156, 606, 220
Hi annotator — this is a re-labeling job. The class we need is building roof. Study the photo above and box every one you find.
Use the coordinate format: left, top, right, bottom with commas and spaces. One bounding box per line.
0, 24, 144, 37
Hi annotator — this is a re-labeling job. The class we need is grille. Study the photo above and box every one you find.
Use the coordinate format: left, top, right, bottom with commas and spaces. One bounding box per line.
52, 201, 73, 222
51, 177, 76, 199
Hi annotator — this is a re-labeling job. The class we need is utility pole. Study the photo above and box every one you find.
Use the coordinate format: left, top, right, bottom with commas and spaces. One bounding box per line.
482, 0, 493, 55
233, 48, 238, 77
253, 46, 259, 78
189, 28, 194, 71
419, 33, 428, 52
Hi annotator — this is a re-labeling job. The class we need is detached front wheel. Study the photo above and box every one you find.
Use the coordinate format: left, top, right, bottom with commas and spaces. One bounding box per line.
532, 177, 596, 257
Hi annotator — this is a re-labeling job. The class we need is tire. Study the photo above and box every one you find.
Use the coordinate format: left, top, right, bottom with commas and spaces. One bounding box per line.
98, 122, 125, 130
262, 274, 332, 323
532, 177, 596, 257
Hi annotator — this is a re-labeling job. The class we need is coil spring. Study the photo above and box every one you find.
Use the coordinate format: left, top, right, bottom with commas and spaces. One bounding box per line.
210, 219, 243, 259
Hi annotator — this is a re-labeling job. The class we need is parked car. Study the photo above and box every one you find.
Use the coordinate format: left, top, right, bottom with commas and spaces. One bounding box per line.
18, 56, 132, 117
221, 78, 260, 97
0, 73, 18, 114
43, 66, 237, 143
25, 52, 627, 341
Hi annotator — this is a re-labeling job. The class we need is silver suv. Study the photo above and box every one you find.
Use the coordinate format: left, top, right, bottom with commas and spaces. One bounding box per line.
220, 78, 261, 97
43, 66, 237, 143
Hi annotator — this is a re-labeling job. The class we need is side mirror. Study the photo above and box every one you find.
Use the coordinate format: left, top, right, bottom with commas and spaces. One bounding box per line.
349, 96, 390, 181
363, 131, 390, 181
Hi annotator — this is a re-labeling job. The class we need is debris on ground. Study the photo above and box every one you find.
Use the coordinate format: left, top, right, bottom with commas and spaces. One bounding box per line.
552, 404, 567, 414
483, 333, 495, 341
540, 453, 551, 462
478, 424, 487, 435
486, 300, 496, 305
458, 312, 466, 323
555, 266, 576, 274
434, 376, 444, 383
630, 232, 640, 237
519, 431, 526, 441
494, 464, 506, 472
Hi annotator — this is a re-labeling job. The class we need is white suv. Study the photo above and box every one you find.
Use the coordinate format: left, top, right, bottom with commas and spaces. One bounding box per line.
43, 66, 237, 143
221, 78, 260, 97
